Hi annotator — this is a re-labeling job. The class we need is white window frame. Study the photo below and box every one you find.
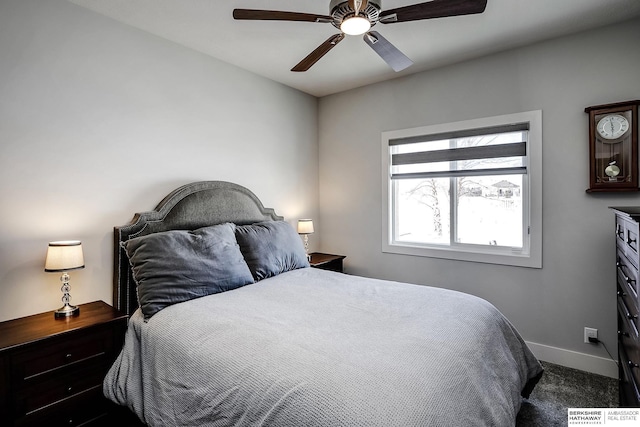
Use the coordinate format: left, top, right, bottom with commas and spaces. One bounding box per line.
382, 110, 542, 268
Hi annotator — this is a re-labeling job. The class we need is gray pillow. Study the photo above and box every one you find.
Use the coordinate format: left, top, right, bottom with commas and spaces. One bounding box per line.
235, 221, 310, 281
123, 223, 254, 320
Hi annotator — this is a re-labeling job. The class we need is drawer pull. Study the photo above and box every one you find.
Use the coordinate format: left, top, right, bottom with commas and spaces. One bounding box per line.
66, 386, 73, 394
629, 360, 639, 368
619, 330, 630, 338
628, 236, 637, 246
618, 290, 628, 297
65, 353, 73, 361
617, 263, 635, 285
627, 313, 638, 320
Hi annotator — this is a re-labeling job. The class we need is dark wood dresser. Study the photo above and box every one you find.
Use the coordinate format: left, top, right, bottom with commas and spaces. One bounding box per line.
612, 207, 640, 406
0, 300, 127, 426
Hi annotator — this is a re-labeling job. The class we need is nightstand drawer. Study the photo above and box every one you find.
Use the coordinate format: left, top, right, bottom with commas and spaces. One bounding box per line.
16, 385, 109, 427
12, 327, 112, 381
16, 358, 109, 415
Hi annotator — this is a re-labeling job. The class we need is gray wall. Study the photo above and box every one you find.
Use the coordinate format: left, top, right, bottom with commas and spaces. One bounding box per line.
0, 0, 319, 321
318, 18, 640, 376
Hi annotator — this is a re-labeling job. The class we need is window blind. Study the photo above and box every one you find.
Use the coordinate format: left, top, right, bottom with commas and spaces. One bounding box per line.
389, 123, 528, 180
388, 122, 529, 146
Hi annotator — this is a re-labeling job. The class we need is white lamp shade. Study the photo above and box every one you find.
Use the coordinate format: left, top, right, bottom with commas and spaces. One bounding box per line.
297, 219, 314, 235
45, 241, 85, 272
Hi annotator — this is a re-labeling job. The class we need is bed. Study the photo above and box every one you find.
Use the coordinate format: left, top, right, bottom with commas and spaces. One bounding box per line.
104, 180, 543, 426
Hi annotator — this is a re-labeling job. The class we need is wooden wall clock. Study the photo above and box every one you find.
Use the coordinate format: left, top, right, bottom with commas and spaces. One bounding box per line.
585, 100, 640, 192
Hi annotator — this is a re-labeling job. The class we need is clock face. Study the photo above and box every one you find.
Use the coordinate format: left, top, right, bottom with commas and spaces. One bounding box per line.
597, 114, 630, 140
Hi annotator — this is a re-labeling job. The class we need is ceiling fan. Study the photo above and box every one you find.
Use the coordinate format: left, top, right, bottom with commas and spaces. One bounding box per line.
233, 0, 488, 72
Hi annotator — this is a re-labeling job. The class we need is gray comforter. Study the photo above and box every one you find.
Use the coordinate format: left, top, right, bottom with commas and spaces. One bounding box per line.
104, 268, 543, 426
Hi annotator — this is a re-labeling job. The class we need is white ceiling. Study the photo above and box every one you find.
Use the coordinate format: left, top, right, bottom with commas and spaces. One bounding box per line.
68, 0, 640, 97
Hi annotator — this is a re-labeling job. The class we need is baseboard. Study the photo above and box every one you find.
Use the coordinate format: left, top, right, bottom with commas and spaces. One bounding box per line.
526, 341, 618, 379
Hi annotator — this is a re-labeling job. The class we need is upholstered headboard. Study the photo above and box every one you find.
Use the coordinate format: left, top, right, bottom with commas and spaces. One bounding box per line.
113, 181, 283, 316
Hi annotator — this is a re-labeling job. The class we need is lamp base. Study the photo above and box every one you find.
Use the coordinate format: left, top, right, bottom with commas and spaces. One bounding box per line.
54, 303, 80, 319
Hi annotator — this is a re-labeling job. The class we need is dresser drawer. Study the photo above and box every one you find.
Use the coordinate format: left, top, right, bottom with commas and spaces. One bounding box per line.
618, 252, 639, 307
619, 344, 640, 407
12, 327, 112, 381
618, 294, 640, 341
617, 216, 640, 266
619, 300, 640, 358
617, 216, 629, 249
625, 221, 640, 268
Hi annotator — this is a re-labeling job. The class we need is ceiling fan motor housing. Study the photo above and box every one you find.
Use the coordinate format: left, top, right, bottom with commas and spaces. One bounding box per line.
329, 0, 382, 29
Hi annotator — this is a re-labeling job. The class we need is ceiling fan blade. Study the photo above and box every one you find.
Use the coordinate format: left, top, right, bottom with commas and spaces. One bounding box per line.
292, 34, 346, 72
233, 9, 333, 23
379, 0, 487, 23
363, 31, 413, 72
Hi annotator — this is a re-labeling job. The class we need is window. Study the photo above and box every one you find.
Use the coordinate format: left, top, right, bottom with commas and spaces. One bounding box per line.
382, 111, 542, 268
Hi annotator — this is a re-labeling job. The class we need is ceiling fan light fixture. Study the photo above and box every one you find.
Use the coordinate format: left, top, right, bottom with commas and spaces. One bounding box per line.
340, 16, 371, 35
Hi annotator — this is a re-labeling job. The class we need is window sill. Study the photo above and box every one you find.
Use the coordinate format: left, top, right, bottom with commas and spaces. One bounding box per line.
383, 242, 541, 268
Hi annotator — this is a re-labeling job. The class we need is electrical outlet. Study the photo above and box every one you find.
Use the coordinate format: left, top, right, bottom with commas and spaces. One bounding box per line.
584, 327, 598, 344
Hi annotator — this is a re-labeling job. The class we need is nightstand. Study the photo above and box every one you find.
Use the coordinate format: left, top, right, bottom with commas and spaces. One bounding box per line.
0, 300, 127, 426
309, 252, 346, 273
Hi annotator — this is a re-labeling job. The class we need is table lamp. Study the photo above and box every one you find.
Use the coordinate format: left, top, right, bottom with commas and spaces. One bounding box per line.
45, 240, 84, 319
297, 219, 314, 261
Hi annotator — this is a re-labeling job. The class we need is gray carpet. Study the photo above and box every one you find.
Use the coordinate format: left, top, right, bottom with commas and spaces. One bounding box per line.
516, 361, 619, 426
